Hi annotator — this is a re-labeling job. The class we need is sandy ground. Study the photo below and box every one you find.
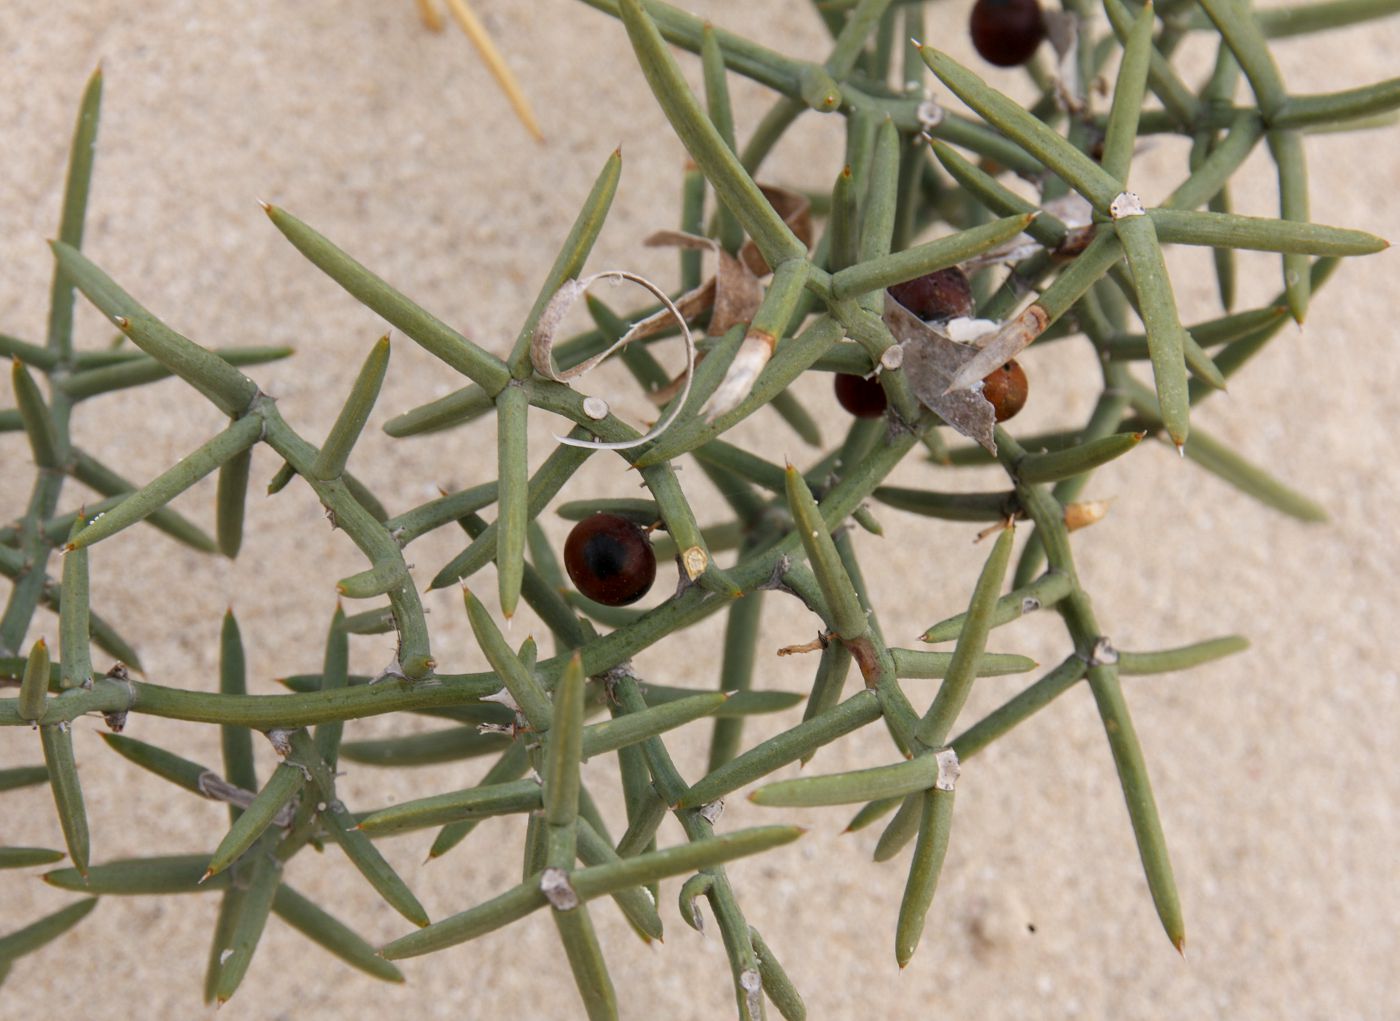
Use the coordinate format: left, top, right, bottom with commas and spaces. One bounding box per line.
1, 2, 1397, 1019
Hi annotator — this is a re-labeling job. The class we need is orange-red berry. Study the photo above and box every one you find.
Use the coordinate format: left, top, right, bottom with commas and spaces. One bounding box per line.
564, 514, 657, 607
970, 0, 1047, 68
834, 373, 888, 418
981, 360, 1029, 422
887, 267, 975, 322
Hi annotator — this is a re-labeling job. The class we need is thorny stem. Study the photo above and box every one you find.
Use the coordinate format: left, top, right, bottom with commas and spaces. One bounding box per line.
4, 0, 1390, 1007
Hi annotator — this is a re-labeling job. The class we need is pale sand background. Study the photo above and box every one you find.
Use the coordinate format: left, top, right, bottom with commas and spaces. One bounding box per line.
1, 2, 1397, 1019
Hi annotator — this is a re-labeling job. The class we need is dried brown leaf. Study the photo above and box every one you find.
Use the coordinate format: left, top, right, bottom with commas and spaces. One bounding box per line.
643, 230, 762, 336
738, 184, 813, 277
530, 270, 697, 450
884, 294, 998, 453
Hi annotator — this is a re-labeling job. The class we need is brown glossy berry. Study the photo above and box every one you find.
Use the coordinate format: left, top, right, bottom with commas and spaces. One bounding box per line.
886, 267, 975, 322
564, 513, 657, 607
834, 373, 888, 418
981, 359, 1029, 422
970, 0, 1047, 68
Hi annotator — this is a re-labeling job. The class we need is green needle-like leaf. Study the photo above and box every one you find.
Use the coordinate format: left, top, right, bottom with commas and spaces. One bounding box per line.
677, 690, 882, 809
213, 850, 280, 1004
312, 335, 390, 481
0, 765, 50, 792
218, 611, 257, 818
950, 655, 1087, 760
45, 854, 219, 894
204, 881, 247, 1003
100, 732, 214, 796
1275, 75, 1400, 127
1117, 636, 1249, 674
552, 905, 619, 1021
11, 361, 61, 469
570, 824, 805, 903
381, 878, 546, 960
357, 779, 543, 836
703, 25, 744, 254
785, 465, 867, 640
830, 165, 859, 272
1115, 214, 1190, 448
751, 926, 806, 1020
0, 846, 66, 869
270, 884, 405, 983
204, 762, 304, 880
885, 648, 1036, 679
916, 526, 1016, 748
919, 47, 1120, 211
581, 691, 729, 757
1127, 382, 1327, 520
545, 654, 586, 827
894, 787, 955, 967
494, 382, 529, 619
859, 115, 902, 273
215, 445, 253, 558
679, 167, 707, 289
872, 792, 922, 862
751, 752, 945, 808
1147, 208, 1385, 256
263, 204, 511, 393
830, 213, 1035, 300
575, 817, 663, 943
336, 559, 409, 600
708, 589, 764, 772
617, 0, 806, 270
324, 808, 431, 927
0, 898, 97, 962
1099, 2, 1157, 183
922, 571, 1073, 642
1103, 0, 1200, 126
800, 641, 852, 761
1015, 432, 1145, 484
47, 66, 102, 359
507, 148, 622, 374
428, 742, 533, 860
464, 587, 554, 729
53, 242, 260, 416
67, 415, 265, 551
1086, 663, 1185, 951
313, 607, 350, 771
70, 448, 217, 554
1163, 113, 1263, 214
59, 345, 292, 401
1267, 129, 1313, 322
338, 726, 513, 767
286, 730, 431, 927
40, 723, 88, 876
1196, 0, 1289, 119
928, 139, 1070, 249
18, 638, 50, 722
649, 685, 800, 716
382, 384, 495, 437
874, 486, 1015, 521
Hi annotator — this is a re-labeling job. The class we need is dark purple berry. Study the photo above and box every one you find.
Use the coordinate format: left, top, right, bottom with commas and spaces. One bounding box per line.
834, 373, 888, 419
970, 0, 1047, 68
564, 513, 657, 607
982, 360, 1029, 422
886, 267, 975, 322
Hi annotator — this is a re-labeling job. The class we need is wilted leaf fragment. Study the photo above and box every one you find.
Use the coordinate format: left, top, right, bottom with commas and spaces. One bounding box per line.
885, 295, 997, 452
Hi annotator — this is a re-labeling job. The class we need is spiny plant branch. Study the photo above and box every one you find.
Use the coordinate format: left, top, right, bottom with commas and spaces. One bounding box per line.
2, 0, 1396, 1016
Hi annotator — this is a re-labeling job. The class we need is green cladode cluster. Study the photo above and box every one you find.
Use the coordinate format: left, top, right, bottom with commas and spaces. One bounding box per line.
1, 0, 1395, 1016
